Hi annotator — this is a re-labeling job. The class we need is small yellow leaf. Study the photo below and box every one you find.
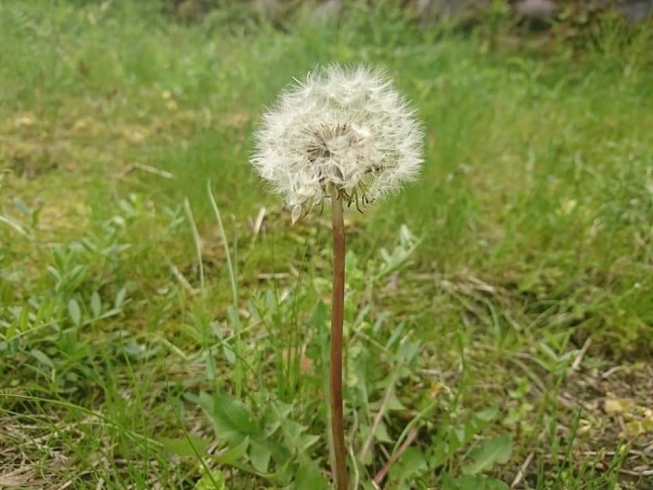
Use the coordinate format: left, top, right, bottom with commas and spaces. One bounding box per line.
123, 129, 147, 143
560, 199, 577, 215
625, 420, 644, 437
14, 113, 36, 127
429, 383, 445, 399
73, 118, 90, 131
604, 398, 634, 414
642, 417, 653, 432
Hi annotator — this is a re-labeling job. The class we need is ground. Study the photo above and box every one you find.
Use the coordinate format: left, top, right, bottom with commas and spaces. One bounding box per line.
1, 1, 653, 489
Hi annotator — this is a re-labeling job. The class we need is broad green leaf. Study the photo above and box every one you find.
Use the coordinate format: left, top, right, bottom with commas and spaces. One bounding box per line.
462, 434, 513, 475
213, 437, 250, 465
474, 406, 499, 423
178, 323, 204, 344
455, 475, 509, 490
90, 292, 102, 318
440, 472, 460, 490
115, 286, 127, 309
384, 391, 407, 411
68, 299, 81, 326
159, 435, 209, 457
222, 344, 236, 364
69, 265, 87, 289
299, 433, 321, 451
206, 393, 262, 444
373, 421, 393, 444
454, 426, 467, 445
256, 437, 293, 469
227, 305, 239, 328
486, 478, 510, 490
389, 447, 427, 484
396, 338, 421, 363
308, 301, 328, 328
250, 440, 271, 473
294, 462, 330, 490
281, 418, 306, 447
30, 349, 54, 369
194, 469, 227, 490
97, 308, 123, 320
17, 306, 29, 333
457, 475, 484, 490
262, 401, 284, 436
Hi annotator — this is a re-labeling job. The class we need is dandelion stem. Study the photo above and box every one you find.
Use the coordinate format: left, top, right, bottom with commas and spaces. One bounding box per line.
330, 195, 348, 489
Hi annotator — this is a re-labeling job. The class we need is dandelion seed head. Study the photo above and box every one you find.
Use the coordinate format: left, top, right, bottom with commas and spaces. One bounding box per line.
251, 64, 424, 223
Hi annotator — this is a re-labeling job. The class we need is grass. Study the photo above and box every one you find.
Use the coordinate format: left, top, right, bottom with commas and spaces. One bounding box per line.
1, 1, 653, 488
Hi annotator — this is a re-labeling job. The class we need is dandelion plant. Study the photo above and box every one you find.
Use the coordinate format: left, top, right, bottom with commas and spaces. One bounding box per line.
251, 64, 423, 488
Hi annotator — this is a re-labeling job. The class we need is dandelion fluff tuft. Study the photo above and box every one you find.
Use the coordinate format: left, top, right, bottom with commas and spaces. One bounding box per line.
251, 64, 424, 223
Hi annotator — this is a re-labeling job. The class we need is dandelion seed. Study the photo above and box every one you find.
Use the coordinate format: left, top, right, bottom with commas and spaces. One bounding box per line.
249, 64, 424, 490
251, 64, 424, 223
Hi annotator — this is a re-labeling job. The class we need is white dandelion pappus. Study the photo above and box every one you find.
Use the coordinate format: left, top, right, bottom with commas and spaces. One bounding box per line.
251, 64, 424, 224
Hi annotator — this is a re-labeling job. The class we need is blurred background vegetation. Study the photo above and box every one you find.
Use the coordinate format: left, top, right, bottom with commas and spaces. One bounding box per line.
159, 0, 652, 33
